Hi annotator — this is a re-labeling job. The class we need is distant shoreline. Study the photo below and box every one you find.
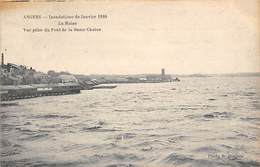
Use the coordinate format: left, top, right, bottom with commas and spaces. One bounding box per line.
176, 73, 260, 78
84, 72, 260, 78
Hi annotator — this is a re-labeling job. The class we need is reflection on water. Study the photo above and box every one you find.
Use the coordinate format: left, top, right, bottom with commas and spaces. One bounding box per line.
1, 77, 260, 167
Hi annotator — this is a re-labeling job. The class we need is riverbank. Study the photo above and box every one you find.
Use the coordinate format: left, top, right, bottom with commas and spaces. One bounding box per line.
0, 83, 81, 101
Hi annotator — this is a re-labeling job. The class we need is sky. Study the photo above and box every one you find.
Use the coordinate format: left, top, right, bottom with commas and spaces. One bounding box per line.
0, 0, 259, 75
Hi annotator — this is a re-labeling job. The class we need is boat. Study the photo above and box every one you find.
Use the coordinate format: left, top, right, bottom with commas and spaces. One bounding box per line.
172, 77, 180, 82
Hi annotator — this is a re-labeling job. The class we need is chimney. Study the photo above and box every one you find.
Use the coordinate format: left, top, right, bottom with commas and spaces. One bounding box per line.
161, 68, 165, 75
161, 68, 165, 80
1, 53, 4, 66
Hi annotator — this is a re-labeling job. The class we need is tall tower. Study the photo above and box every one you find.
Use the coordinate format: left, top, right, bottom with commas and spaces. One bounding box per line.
161, 68, 165, 81
1, 53, 4, 66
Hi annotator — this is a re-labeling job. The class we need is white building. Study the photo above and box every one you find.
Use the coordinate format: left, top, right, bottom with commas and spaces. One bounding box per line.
59, 75, 78, 83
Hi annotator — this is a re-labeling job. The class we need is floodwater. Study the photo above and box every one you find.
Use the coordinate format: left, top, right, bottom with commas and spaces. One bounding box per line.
1, 77, 260, 167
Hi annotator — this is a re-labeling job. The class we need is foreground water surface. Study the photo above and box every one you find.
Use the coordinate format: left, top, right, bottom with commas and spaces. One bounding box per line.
1, 77, 260, 167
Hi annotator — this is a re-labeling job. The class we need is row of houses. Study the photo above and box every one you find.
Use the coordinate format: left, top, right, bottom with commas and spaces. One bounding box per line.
0, 53, 78, 85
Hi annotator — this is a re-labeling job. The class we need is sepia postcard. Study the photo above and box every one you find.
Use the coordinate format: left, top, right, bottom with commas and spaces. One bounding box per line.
0, 0, 259, 167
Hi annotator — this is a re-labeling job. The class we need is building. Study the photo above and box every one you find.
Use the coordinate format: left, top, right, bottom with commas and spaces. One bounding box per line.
146, 68, 172, 82
0, 52, 59, 85
59, 74, 78, 83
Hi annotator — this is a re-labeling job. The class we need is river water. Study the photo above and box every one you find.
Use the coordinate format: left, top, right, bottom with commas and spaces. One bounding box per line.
1, 77, 260, 167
